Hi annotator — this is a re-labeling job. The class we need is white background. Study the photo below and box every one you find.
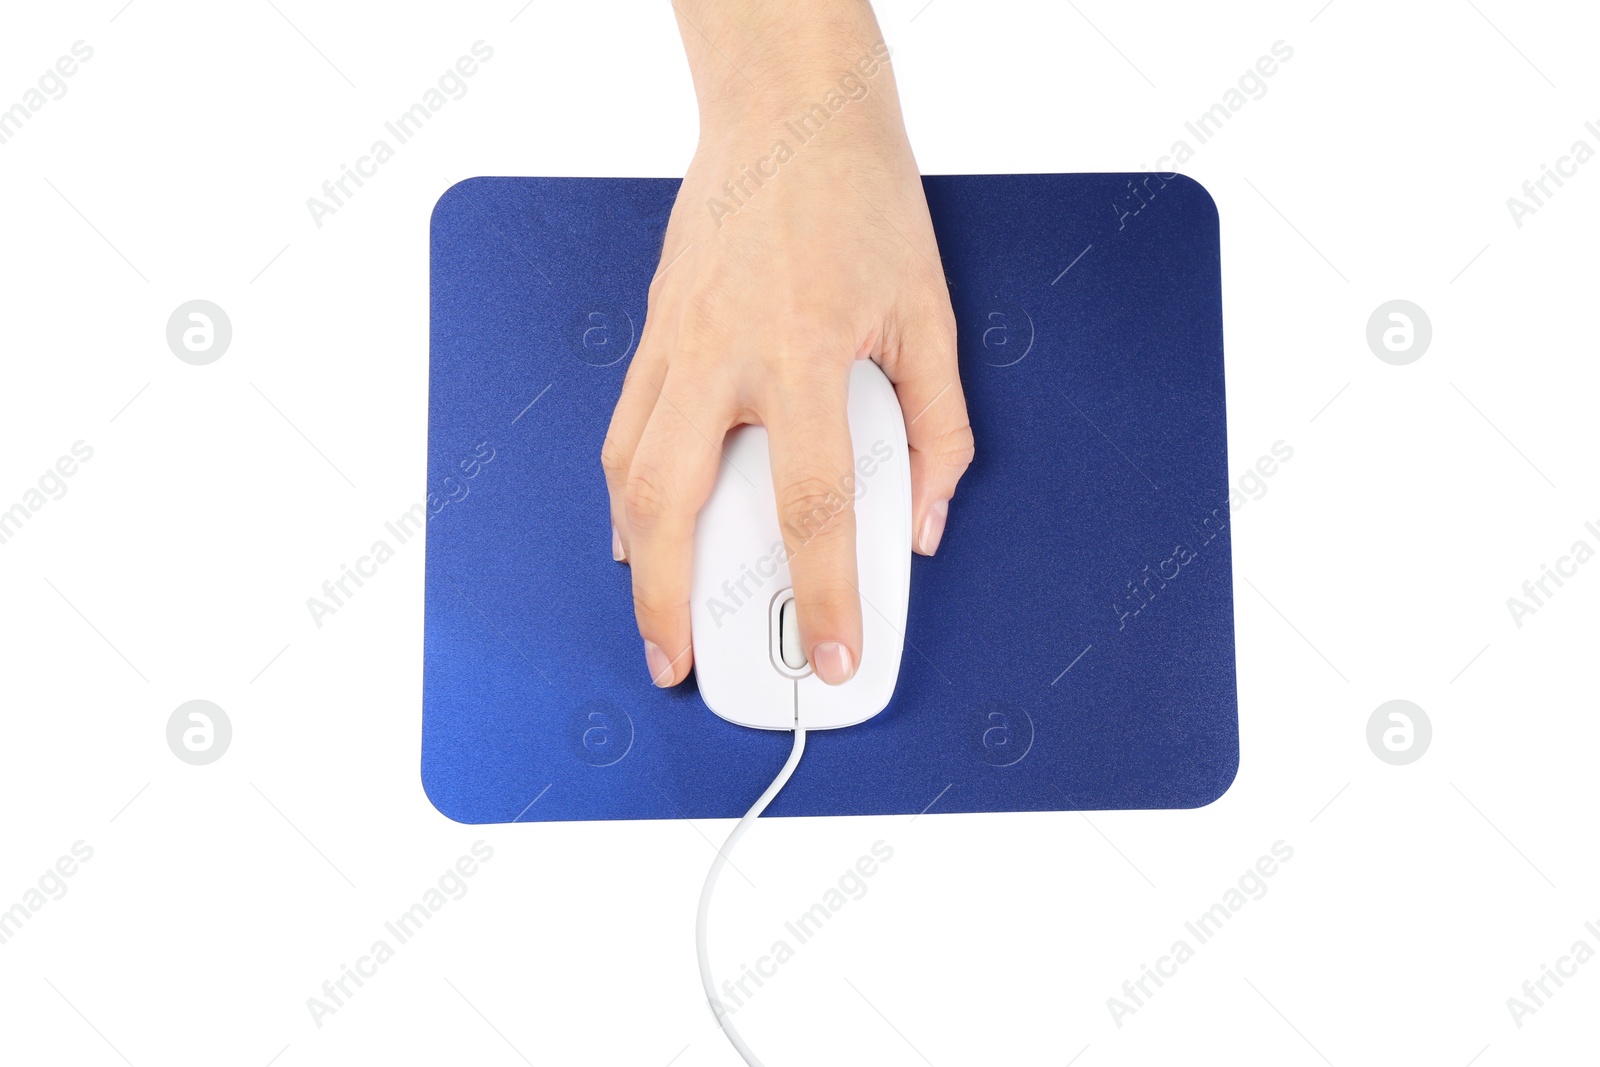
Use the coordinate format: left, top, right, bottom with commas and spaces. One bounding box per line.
2, 1, 1597, 1064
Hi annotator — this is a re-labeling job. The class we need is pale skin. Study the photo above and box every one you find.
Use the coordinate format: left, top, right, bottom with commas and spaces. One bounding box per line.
602, 0, 974, 688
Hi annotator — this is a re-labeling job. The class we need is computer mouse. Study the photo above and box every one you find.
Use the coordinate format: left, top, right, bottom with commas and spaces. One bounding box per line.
690, 359, 911, 731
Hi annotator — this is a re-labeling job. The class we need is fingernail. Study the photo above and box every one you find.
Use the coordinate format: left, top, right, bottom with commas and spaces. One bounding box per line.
612, 525, 625, 562
918, 499, 949, 555
811, 641, 855, 685
644, 641, 674, 686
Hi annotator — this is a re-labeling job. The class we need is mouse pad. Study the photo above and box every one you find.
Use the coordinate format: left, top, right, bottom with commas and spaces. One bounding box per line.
423, 173, 1235, 822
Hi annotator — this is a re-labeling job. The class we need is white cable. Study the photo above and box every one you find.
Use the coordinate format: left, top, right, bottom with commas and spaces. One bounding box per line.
696, 725, 808, 1067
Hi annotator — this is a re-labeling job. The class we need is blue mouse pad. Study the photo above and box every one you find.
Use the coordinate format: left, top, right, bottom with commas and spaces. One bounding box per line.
423, 173, 1235, 823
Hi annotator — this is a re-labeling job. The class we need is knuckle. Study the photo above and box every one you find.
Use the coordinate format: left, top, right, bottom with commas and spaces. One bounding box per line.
600, 434, 631, 479
795, 581, 858, 615
779, 474, 854, 546
623, 464, 675, 528
936, 419, 976, 469
675, 282, 739, 343
767, 356, 849, 408
677, 297, 722, 337
781, 315, 850, 351
631, 588, 678, 629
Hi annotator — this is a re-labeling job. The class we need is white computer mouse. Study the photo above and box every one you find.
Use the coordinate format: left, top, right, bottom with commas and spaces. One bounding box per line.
690, 359, 911, 731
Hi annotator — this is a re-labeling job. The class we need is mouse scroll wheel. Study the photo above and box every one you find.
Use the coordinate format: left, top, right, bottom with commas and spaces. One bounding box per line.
778, 597, 808, 670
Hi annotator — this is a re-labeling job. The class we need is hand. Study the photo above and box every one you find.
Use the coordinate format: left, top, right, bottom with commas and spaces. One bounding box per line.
601, 0, 973, 688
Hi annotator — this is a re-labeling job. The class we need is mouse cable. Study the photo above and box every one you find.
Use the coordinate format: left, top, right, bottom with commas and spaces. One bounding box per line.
696, 724, 808, 1067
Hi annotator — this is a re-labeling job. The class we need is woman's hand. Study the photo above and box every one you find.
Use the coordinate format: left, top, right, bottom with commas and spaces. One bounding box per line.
602, 0, 973, 688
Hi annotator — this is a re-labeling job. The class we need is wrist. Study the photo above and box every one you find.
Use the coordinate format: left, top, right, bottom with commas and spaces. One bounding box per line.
673, 0, 898, 140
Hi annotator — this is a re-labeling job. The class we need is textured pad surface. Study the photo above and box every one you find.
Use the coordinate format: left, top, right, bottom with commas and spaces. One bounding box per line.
423, 173, 1236, 823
